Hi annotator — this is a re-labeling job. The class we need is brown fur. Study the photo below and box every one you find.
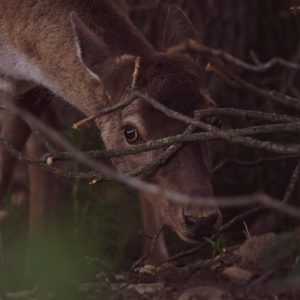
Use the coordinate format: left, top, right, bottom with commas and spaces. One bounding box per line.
0, 0, 152, 113
97, 53, 220, 240
0, 1, 222, 261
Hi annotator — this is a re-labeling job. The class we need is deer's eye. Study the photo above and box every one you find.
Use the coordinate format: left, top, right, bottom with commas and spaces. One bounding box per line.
124, 125, 139, 144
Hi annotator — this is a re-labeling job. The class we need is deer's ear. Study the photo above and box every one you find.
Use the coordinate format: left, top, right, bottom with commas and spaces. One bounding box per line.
71, 13, 109, 80
163, 5, 198, 50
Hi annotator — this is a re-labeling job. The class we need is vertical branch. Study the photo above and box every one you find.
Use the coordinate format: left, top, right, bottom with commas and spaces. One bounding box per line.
282, 161, 300, 203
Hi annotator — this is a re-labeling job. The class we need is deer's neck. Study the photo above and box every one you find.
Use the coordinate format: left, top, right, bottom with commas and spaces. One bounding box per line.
0, 0, 153, 115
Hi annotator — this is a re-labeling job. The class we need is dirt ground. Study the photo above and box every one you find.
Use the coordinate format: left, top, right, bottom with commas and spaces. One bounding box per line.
74, 232, 300, 300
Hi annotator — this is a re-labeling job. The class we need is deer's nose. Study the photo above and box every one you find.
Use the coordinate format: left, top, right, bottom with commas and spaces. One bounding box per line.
184, 213, 218, 238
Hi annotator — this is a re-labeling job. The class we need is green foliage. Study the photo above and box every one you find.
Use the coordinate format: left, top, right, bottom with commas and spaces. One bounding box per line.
204, 237, 225, 258
0, 126, 142, 299
0, 178, 140, 299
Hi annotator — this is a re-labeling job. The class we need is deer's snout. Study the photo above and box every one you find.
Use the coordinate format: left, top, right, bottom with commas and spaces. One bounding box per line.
184, 212, 218, 239
140, 143, 222, 243
170, 207, 222, 243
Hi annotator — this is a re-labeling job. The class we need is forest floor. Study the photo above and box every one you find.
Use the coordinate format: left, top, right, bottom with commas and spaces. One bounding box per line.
3, 140, 300, 300
76, 232, 300, 300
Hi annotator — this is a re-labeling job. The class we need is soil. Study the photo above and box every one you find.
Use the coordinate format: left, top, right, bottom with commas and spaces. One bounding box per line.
75, 232, 300, 300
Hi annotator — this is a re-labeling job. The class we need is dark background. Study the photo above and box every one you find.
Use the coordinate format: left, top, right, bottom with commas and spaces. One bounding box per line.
2, 1, 300, 298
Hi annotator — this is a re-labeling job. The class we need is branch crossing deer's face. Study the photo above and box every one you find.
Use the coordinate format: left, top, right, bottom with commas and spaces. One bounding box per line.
71, 5, 222, 243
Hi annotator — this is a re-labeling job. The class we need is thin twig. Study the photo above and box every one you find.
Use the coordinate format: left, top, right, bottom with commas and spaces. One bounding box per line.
213, 155, 300, 173
196, 108, 300, 124
45, 122, 300, 163
31, 129, 58, 154
282, 161, 300, 203
72, 92, 138, 129
3, 122, 300, 182
132, 225, 166, 270
131, 56, 141, 88
1, 89, 300, 220
167, 40, 300, 73
211, 63, 300, 111
128, 126, 193, 177
133, 89, 300, 155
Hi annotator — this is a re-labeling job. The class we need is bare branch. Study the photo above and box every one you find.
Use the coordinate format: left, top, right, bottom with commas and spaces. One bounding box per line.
72, 92, 138, 129
132, 225, 166, 270
282, 161, 300, 203
43, 122, 300, 164
196, 108, 300, 124
2, 98, 300, 220
167, 40, 300, 73
213, 155, 300, 173
133, 89, 300, 155
209, 63, 300, 111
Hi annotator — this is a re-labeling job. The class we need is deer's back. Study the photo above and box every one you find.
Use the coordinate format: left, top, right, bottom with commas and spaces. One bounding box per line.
0, 0, 152, 114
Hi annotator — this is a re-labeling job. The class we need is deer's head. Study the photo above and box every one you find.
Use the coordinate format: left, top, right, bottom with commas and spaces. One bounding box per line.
71, 5, 222, 242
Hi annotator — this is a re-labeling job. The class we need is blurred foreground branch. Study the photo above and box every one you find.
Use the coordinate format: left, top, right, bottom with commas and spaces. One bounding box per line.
1, 42, 300, 220
1, 91, 300, 220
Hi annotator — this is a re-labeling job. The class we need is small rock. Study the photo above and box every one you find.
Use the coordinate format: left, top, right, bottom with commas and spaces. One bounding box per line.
127, 283, 164, 295
210, 262, 222, 272
46, 156, 53, 165
115, 273, 126, 281
178, 286, 233, 300
157, 262, 177, 274
139, 264, 156, 276
222, 266, 253, 285
238, 233, 277, 267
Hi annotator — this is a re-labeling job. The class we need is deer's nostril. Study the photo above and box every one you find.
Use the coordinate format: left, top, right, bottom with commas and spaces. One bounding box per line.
184, 213, 218, 237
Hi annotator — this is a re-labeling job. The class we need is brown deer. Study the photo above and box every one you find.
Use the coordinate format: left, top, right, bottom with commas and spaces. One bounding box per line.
0, 0, 222, 262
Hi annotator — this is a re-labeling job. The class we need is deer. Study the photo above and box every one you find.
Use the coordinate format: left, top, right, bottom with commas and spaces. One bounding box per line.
0, 0, 222, 263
